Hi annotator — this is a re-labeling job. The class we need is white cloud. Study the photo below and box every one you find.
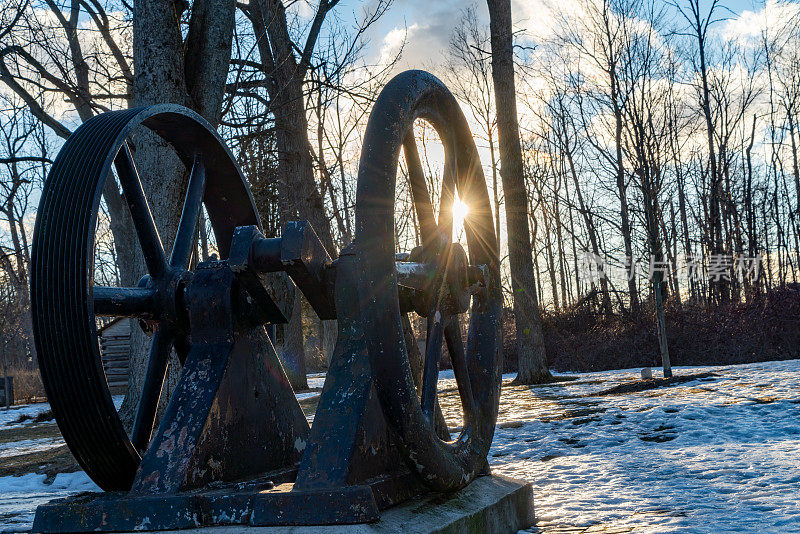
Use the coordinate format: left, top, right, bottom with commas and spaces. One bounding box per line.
513, 0, 584, 41
722, 0, 800, 43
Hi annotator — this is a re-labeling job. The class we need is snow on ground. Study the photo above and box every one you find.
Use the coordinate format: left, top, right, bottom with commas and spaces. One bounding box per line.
0, 473, 98, 533
305, 372, 326, 390
0, 396, 124, 429
295, 391, 321, 401
0, 439, 64, 459
1, 362, 799, 533
0, 404, 52, 430
445, 360, 800, 533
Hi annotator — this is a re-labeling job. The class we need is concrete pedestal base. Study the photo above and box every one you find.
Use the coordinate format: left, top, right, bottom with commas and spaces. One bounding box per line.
125, 474, 533, 534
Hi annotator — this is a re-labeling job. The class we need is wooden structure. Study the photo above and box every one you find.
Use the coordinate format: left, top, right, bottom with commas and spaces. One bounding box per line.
98, 318, 131, 394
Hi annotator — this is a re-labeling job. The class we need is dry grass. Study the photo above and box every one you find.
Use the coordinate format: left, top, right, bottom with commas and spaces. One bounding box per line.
0, 444, 79, 479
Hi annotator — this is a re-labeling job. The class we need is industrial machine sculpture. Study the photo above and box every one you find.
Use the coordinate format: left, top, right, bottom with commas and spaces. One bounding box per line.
29, 70, 502, 532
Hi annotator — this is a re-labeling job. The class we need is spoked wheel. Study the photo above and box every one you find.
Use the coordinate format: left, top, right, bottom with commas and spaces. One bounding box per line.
355, 70, 502, 491
31, 105, 259, 491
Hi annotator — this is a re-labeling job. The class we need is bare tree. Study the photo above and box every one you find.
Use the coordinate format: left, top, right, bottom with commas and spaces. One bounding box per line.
529, 62, 613, 312
559, 0, 640, 312
0, 0, 137, 287
619, 0, 672, 375
0, 97, 46, 369
444, 6, 502, 248
487, 0, 551, 383
672, 0, 728, 301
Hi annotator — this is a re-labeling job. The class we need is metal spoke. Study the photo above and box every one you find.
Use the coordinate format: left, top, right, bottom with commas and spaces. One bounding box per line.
93, 286, 157, 319
420, 310, 445, 422
131, 326, 174, 452
443, 316, 476, 424
437, 145, 457, 240
170, 154, 207, 269
113, 143, 168, 279
402, 132, 438, 248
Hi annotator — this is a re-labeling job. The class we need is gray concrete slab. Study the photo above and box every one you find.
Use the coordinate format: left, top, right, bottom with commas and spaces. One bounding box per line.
132, 475, 533, 534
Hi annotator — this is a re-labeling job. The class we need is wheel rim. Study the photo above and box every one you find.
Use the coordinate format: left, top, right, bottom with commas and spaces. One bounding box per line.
31, 105, 259, 491
355, 70, 502, 491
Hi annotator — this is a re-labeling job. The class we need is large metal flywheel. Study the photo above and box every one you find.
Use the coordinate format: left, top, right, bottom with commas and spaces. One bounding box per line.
31, 105, 260, 490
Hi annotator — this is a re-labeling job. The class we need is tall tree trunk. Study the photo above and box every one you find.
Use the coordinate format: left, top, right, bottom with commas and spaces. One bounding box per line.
763, 197, 772, 289
120, 0, 235, 426
566, 180, 581, 301
612, 94, 637, 312
653, 267, 671, 377
1, 345, 8, 408
693, 7, 726, 302
543, 206, 559, 311
676, 148, 697, 301
563, 135, 610, 310
745, 115, 757, 299
1, 190, 36, 362
553, 177, 569, 306
249, 0, 341, 389
487, 0, 550, 384
489, 130, 502, 249
666, 202, 681, 306
643, 182, 671, 378
785, 105, 800, 211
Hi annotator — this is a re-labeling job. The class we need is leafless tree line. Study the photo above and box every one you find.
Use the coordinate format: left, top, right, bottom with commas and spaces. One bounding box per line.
1, 0, 800, 391
443, 0, 800, 375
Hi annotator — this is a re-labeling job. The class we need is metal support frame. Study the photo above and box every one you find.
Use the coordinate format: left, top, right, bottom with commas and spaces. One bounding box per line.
33, 231, 433, 533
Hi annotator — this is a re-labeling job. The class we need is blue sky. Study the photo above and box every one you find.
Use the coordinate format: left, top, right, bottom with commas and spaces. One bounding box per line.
356, 0, 766, 74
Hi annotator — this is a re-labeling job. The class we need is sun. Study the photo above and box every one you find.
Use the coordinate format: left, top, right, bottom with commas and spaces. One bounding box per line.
453, 196, 470, 237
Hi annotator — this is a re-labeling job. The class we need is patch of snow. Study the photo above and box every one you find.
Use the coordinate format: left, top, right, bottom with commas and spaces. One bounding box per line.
0, 403, 51, 430
0, 438, 64, 458
438, 369, 455, 381
306, 373, 326, 389
0, 472, 98, 533
440, 370, 516, 382
1, 396, 123, 430
472, 360, 800, 533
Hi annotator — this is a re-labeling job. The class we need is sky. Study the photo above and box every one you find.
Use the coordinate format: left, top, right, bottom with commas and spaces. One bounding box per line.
358, 0, 762, 78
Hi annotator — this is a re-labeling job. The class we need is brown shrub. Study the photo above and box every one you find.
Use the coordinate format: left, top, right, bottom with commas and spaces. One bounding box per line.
502, 287, 800, 373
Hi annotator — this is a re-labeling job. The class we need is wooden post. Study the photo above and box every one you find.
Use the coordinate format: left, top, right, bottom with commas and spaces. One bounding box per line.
1, 343, 9, 409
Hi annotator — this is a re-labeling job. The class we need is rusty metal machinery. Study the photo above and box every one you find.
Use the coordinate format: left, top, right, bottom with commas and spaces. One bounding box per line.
30, 70, 502, 532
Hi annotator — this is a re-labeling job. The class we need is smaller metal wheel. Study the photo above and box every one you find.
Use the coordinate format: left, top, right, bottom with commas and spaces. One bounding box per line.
355, 70, 502, 491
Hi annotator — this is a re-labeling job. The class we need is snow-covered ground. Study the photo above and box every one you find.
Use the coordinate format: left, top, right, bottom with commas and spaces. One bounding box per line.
0, 473, 97, 533
295, 391, 321, 401
0, 404, 52, 431
0, 439, 64, 459
467, 360, 800, 533
1, 361, 799, 533
305, 372, 326, 390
